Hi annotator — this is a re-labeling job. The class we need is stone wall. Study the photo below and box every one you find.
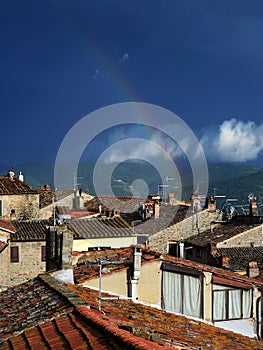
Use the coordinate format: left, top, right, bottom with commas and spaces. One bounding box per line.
217, 225, 263, 248
148, 209, 219, 253
9, 241, 46, 286
0, 194, 39, 220
0, 245, 10, 290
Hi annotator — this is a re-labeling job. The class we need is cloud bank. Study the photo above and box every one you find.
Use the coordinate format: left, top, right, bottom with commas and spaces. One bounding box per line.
201, 118, 263, 162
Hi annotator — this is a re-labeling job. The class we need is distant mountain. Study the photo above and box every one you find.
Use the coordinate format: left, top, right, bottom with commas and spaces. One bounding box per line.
5, 162, 263, 206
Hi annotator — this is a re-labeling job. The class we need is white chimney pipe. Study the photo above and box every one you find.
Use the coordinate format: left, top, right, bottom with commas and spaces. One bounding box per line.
128, 246, 142, 301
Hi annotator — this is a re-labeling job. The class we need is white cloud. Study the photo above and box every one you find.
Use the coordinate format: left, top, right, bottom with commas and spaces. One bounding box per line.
201, 118, 263, 162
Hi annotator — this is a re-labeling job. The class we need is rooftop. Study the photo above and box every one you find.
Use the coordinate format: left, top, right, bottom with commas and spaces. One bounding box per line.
185, 222, 262, 247
10, 220, 51, 241
0, 270, 262, 349
73, 247, 263, 289
0, 177, 39, 195
69, 217, 134, 239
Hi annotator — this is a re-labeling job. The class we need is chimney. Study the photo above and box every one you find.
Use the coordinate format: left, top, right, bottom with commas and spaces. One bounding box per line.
46, 224, 74, 283
221, 256, 229, 268
18, 171, 24, 182
250, 202, 258, 216
247, 261, 259, 278
179, 240, 184, 258
128, 246, 142, 301
207, 196, 216, 212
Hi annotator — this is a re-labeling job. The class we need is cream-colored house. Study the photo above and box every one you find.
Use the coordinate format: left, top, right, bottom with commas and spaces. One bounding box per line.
74, 247, 263, 339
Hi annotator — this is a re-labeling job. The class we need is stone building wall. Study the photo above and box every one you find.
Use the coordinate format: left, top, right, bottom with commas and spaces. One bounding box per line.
0, 245, 11, 290
148, 209, 219, 253
217, 225, 263, 248
0, 194, 39, 220
9, 241, 46, 286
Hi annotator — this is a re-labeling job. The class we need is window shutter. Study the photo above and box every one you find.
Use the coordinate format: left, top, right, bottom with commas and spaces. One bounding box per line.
10, 246, 19, 262
41, 246, 46, 262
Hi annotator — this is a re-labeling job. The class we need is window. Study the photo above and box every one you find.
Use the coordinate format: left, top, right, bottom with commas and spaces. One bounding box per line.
195, 249, 203, 259
0, 199, 2, 217
10, 246, 19, 263
162, 270, 202, 318
213, 284, 252, 321
41, 246, 46, 262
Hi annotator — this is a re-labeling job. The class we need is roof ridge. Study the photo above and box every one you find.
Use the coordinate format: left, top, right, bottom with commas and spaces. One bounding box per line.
38, 274, 89, 308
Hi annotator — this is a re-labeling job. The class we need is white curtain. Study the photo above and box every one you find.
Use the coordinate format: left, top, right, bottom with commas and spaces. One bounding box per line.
229, 289, 241, 319
213, 284, 252, 321
242, 289, 252, 318
183, 274, 201, 318
162, 271, 182, 314
162, 271, 201, 318
213, 291, 226, 321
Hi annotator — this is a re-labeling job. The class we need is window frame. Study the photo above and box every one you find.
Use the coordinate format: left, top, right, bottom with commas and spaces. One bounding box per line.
212, 285, 252, 321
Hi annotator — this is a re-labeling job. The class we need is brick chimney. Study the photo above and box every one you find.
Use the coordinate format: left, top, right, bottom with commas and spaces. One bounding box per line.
247, 261, 259, 278
250, 202, 258, 216
221, 256, 229, 268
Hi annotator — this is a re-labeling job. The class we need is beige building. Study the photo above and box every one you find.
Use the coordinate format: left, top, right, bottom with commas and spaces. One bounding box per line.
75, 247, 263, 339
0, 219, 48, 289
0, 172, 40, 220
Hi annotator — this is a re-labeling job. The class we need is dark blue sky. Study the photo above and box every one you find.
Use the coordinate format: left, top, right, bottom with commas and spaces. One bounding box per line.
1, 0, 263, 166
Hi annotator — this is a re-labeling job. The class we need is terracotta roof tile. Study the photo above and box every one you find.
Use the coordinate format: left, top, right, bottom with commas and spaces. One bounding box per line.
68, 286, 263, 349
185, 222, 261, 247
214, 246, 263, 270
69, 217, 134, 239
133, 204, 190, 236
0, 268, 262, 349
10, 220, 52, 241
0, 241, 8, 253
0, 219, 16, 233
0, 277, 72, 340
73, 247, 263, 289
0, 177, 39, 195
37, 189, 55, 208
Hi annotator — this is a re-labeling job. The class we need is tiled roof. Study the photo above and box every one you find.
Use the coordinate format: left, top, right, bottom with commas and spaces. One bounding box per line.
0, 219, 16, 233
214, 246, 263, 270
37, 188, 55, 208
73, 247, 263, 289
185, 222, 262, 247
0, 269, 262, 349
69, 217, 134, 239
56, 205, 71, 215
133, 204, 190, 236
0, 277, 72, 340
10, 220, 52, 241
68, 285, 262, 349
74, 248, 160, 283
84, 196, 145, 213
0, 177, 39, 195
0, 241, 7, 253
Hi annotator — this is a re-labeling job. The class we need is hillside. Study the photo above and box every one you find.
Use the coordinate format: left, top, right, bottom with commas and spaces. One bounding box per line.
4, 162, 263, 207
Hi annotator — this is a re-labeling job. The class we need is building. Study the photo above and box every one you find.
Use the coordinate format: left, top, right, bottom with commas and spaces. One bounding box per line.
0, 264, 262, 348
0, 170, 40, 220
74, 246, 263, 339
0, 219, 50, 289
